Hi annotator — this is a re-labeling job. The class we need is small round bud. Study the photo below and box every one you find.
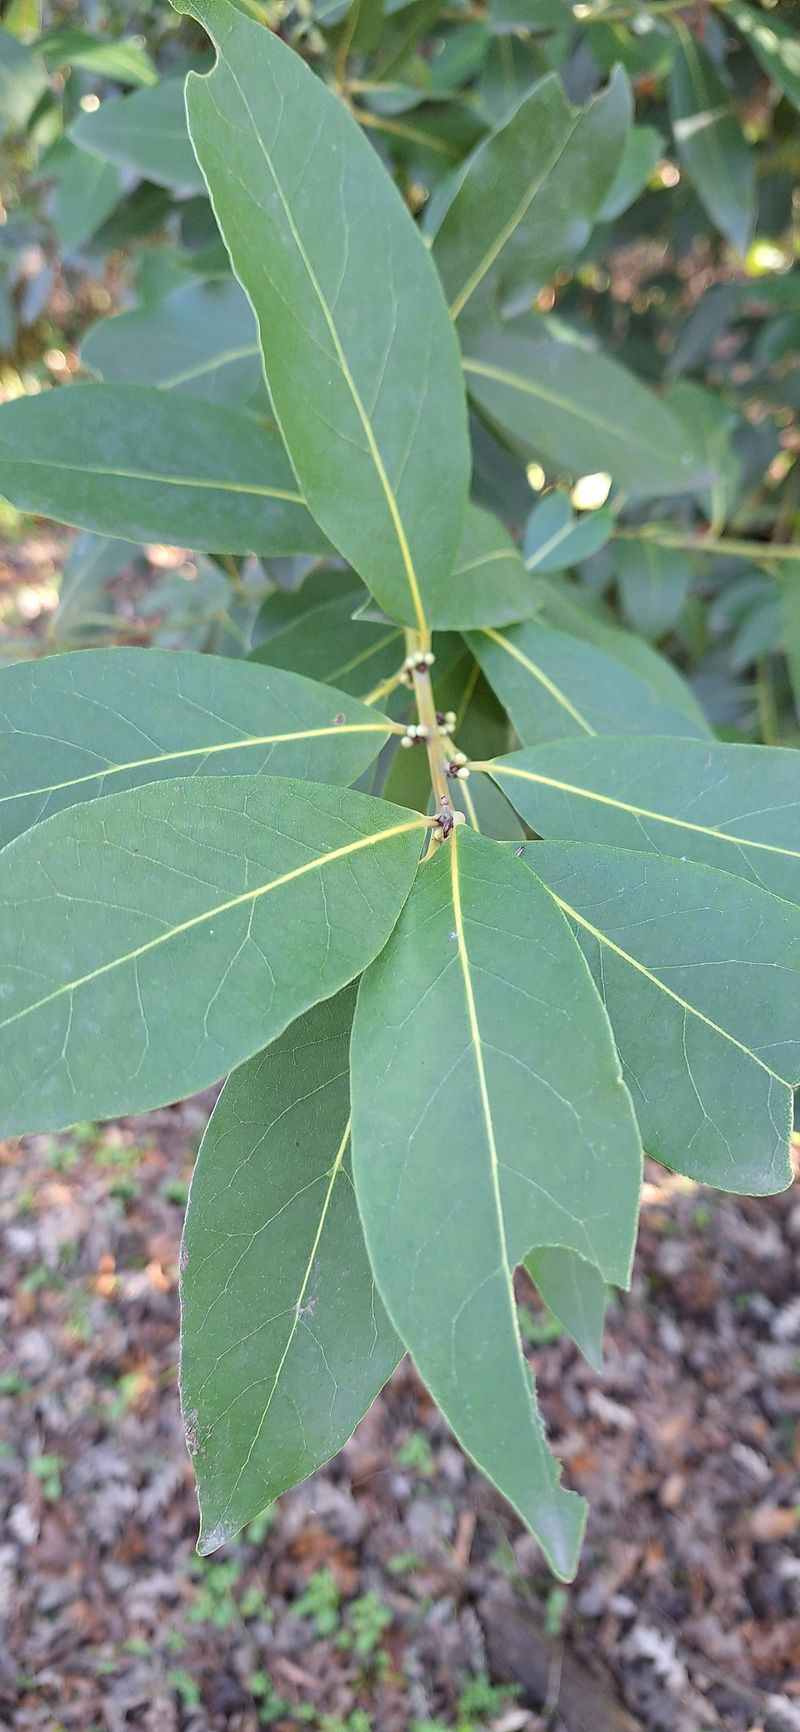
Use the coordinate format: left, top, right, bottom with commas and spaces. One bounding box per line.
456, 765, 471, 781
432, 824, 444, 841
400, 735, 413, 749
416, 723, 429, 740
424, 650, 435, 666
452, 750, 467, 767
445, 711, 457, 728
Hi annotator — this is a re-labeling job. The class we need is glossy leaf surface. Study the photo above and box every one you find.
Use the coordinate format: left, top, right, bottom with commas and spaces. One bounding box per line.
0, 649, 396, 847
71, 79, 205, 191
0, 778, 426, 1134
0, 385, 330, 556
352, 826, 643, 1577
431, 68, 630, 319
182, 986, 401, 1554
180, 0, 470, 631
487, 736, 800, 908
669, 23, 756, 254
467, 620, 707, 743
525, 1247, 608, 1372
81, 278, 261, 407
533, 842, 800, 1195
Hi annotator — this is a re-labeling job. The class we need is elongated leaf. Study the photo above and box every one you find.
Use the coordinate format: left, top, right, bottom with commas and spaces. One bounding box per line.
532, 841, 799, 1194
0, 648, 397, 847
0, 778, 427, 1135
49, 146, 122, 253
442, 502, 537, 628
726, 0, 800, 112
524, 493, 613, 572
81, 278, 261, 408
525, 1248, 608, 1372
178, 0, 470, 632
50, 531, 135, 640
182, 986, 401, 1554
615, 538, 690, 638
466, 620, 707, 743
0, 385, 330, 556
596, 124, 662, 222
669, 22, 755, 254
71, 79, 205, 192
487, 736, 800, 908
352, 826, 643, 1578
464, 332, 702, 497
41, 27, 157, 85
431, 68, 630, 320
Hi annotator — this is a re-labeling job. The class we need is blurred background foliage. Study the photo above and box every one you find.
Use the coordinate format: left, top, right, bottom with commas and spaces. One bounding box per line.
0, 0, 798, 744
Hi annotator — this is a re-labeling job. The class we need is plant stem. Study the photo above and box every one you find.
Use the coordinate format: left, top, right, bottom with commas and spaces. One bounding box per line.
406, 630, 455, 843
613, 527, 799, 567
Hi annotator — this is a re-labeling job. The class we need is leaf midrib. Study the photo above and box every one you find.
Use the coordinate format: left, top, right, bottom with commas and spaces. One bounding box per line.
2, 721, 392, 809
545, 884, 793, 1084
478, 627, 596, 735
0, 816, 427, 1034
492, 761, 800, 864
463, 353, 676, 466
203, 46, 430, 638
1, 453, 302, 503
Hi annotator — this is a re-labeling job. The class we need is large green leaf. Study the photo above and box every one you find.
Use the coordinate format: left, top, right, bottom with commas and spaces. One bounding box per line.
0, 778, 427, 1134
668, 22, 755, 255
41, 26, 158, 85
0, 27, 48, 130
0, 385, 330, 556
0, 648, 397, 848
464, 332, 703, 497
80, 278, 261, 408
523, 493, 613, 572
486, 736, 800, 907
178, 0, 470, 633
524, 1247, 608, 1372
71, 79, 206, 192
466, 620, 707, 743
352, 826, 643, 1578
182, 986, 401, 1554
532, 841, 800, 1195
430, 69, 630, 321
726, 0, 800, 112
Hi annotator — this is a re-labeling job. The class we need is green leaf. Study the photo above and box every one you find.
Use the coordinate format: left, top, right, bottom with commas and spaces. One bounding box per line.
0, 385, 330, 557
726, 0, 800, 113
50, 532, 135, 640
49, 145, 122, 253
182, 986, 401, 1554
466, 620, 707, 743
80, 278, 261, 408
524, 1248, 608, 1372
430, 69, 630, 321
71, 79, 206, 192
0, 778, 427, 1134
464, 332, 703, 497
668, 21, 756, 255
615, 538, 690, 638
178, 0, 470, 633
352, 826, 643, 1578
41, 27, 158, 85
666, 380, 740, 530
486, 735, 800, 909
523, 493, 613, 573
531, 841, 799, 1195
596, 124, 662, 222
442, 502, 538, 628
0, 648, 397, 847
251, 582, 404, 698
534, 578, 711, 734
0, 26, 48, 129
782, 558, 800, 721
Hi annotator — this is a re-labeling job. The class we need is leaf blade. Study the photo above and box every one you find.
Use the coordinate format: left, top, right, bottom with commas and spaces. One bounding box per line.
182, 986, 401, 1553
0, 778, 427, 1134
179, 0, 470, 631
0, 648, 396, 847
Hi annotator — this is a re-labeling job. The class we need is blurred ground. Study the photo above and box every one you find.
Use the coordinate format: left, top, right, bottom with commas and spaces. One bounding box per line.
2, 1099, 799, 1732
